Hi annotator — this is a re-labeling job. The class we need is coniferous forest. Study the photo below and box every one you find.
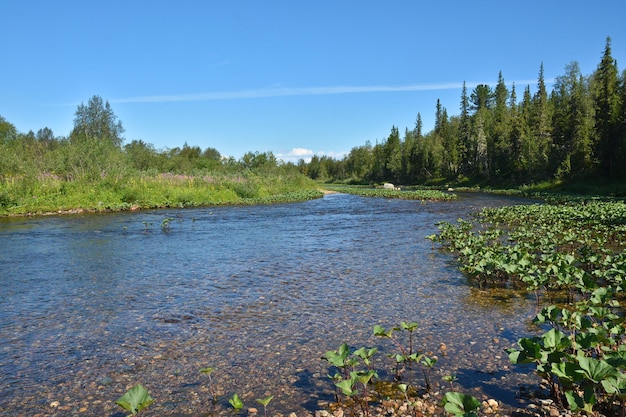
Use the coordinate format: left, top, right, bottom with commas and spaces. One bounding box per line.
301, 38, 626, 188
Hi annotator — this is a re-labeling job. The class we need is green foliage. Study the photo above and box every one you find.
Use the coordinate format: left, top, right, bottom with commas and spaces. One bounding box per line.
507, 286, 626, 414
430, 195, 626, 414
325, 185, 456, 201
115, 384, 154, 416
322, 342, 380, 416
442, 392, 481, 417
199, 367, 218, 403
430, 199, 626, 294
256, 395, 274, 417
228, 393, 243, 410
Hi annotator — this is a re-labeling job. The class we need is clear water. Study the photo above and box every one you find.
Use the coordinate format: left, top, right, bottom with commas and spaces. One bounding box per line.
0, 193, 540, 416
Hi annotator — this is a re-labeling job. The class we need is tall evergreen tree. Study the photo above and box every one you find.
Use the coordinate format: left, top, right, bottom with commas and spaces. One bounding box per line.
459, 81, 472, 175
384, 126, 402, 183
552, 61, 595, 178
530, 63, 553, 179
508, 83, 524, 180
592, 37, 622, 176
491, 71, 512, 178
470, 84, 495, 112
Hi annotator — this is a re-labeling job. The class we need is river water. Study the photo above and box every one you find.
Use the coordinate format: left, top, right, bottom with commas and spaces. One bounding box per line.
0, 192, 540, 416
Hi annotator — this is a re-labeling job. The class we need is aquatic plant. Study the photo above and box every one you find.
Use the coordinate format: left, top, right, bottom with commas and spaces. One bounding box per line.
326, 186, 456, 201
199, 367, 218, 403
255, 395, 274, 417
429, 200, 626, 297
420, 355, 438, 392
507, 286, 626, 415
323, 343, 378, 417
160, 217, 175, 232
115, 384, 154, 416
373, 322, 423, 380
228, 393, 243, 410
442, 374, 458, 390
441, 391, 481, 417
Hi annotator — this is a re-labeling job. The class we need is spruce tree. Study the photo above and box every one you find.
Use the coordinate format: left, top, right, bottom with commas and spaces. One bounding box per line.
592, 37, 621, 176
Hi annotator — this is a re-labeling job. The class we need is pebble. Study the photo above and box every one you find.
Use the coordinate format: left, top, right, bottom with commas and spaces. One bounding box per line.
98, 377, 113, 386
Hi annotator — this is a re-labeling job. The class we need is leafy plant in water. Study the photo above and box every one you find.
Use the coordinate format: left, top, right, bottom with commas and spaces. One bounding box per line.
323, 343, 379, 417
397, 383, 424, 417
373, 322, 423, 380
115, 384, 154, 416
256, 395, 274, 417
507, 285, 626, 415
442, 374, 458, 390
228, 393, 244, 410
199, 367, 218, 403
420, 355, 438, 392
160, 217, 174, 232
441, 391, 481, 417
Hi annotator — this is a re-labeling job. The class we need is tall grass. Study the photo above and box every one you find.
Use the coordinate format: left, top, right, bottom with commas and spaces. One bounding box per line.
0, 170, 321, 216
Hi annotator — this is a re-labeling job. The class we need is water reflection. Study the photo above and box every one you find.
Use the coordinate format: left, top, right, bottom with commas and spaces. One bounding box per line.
0, 193, 539, 416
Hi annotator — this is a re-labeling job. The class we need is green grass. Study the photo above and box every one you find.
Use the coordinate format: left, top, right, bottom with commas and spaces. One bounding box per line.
322, 184, 456, 201
0, 171, 321, 216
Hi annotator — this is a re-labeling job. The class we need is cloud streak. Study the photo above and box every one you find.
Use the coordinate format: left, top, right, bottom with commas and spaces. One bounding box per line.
111, 79, 549, 104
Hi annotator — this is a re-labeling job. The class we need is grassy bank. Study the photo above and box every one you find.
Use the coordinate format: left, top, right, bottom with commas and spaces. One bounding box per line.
0, 170, 322, 216
322, 184, 457, 201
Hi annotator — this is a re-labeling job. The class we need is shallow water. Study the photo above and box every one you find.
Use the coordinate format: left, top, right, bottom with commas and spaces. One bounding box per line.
0, 193, 540, 416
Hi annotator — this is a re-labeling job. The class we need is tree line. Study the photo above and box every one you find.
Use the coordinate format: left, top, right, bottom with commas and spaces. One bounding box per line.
0, 96, 290, 184
301, 37, 626, 186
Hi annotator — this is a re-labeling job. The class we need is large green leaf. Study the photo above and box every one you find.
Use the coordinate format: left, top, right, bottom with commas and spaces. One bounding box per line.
336, 379, 356, 396
115, 384, 154, 415
442, 391, 480, 416
601, 374, 626, 400
541, 328, 570, 351
577, 355, 618, 383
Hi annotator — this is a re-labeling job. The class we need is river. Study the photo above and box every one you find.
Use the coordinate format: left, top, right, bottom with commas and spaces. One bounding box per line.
0, 192, 540, 416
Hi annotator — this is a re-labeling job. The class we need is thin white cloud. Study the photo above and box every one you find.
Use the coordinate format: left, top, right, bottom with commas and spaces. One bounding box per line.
110, 79, 549, 104
275, 148, 347, 163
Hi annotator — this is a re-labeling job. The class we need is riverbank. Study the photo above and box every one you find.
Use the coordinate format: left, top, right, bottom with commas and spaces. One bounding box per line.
0, 172, 322, 217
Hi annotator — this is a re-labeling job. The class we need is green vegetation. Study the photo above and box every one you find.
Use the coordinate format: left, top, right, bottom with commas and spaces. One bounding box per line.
0, 96, 321, 216
111, 320, 486, 417
299, 38, 626, 190
321, 321, 481, 417
325, 184, 457, 201
199, 367, 218, 403
430, 197, 626, 415
115, 384, 154, 416
228, 393, 244, 410
507, 287, 626, 415
442, 392, 481, 417
429, 199, 626, 295
255, 395, 274, 417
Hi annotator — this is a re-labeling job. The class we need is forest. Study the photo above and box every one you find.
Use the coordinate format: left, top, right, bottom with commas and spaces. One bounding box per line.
301, 37, 626, 188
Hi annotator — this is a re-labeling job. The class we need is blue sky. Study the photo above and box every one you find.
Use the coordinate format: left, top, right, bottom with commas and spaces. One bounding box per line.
2, 1, 626, 162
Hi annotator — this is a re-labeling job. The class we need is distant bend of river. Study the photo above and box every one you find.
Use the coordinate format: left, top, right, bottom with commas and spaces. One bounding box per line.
0, 192, 540, 416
